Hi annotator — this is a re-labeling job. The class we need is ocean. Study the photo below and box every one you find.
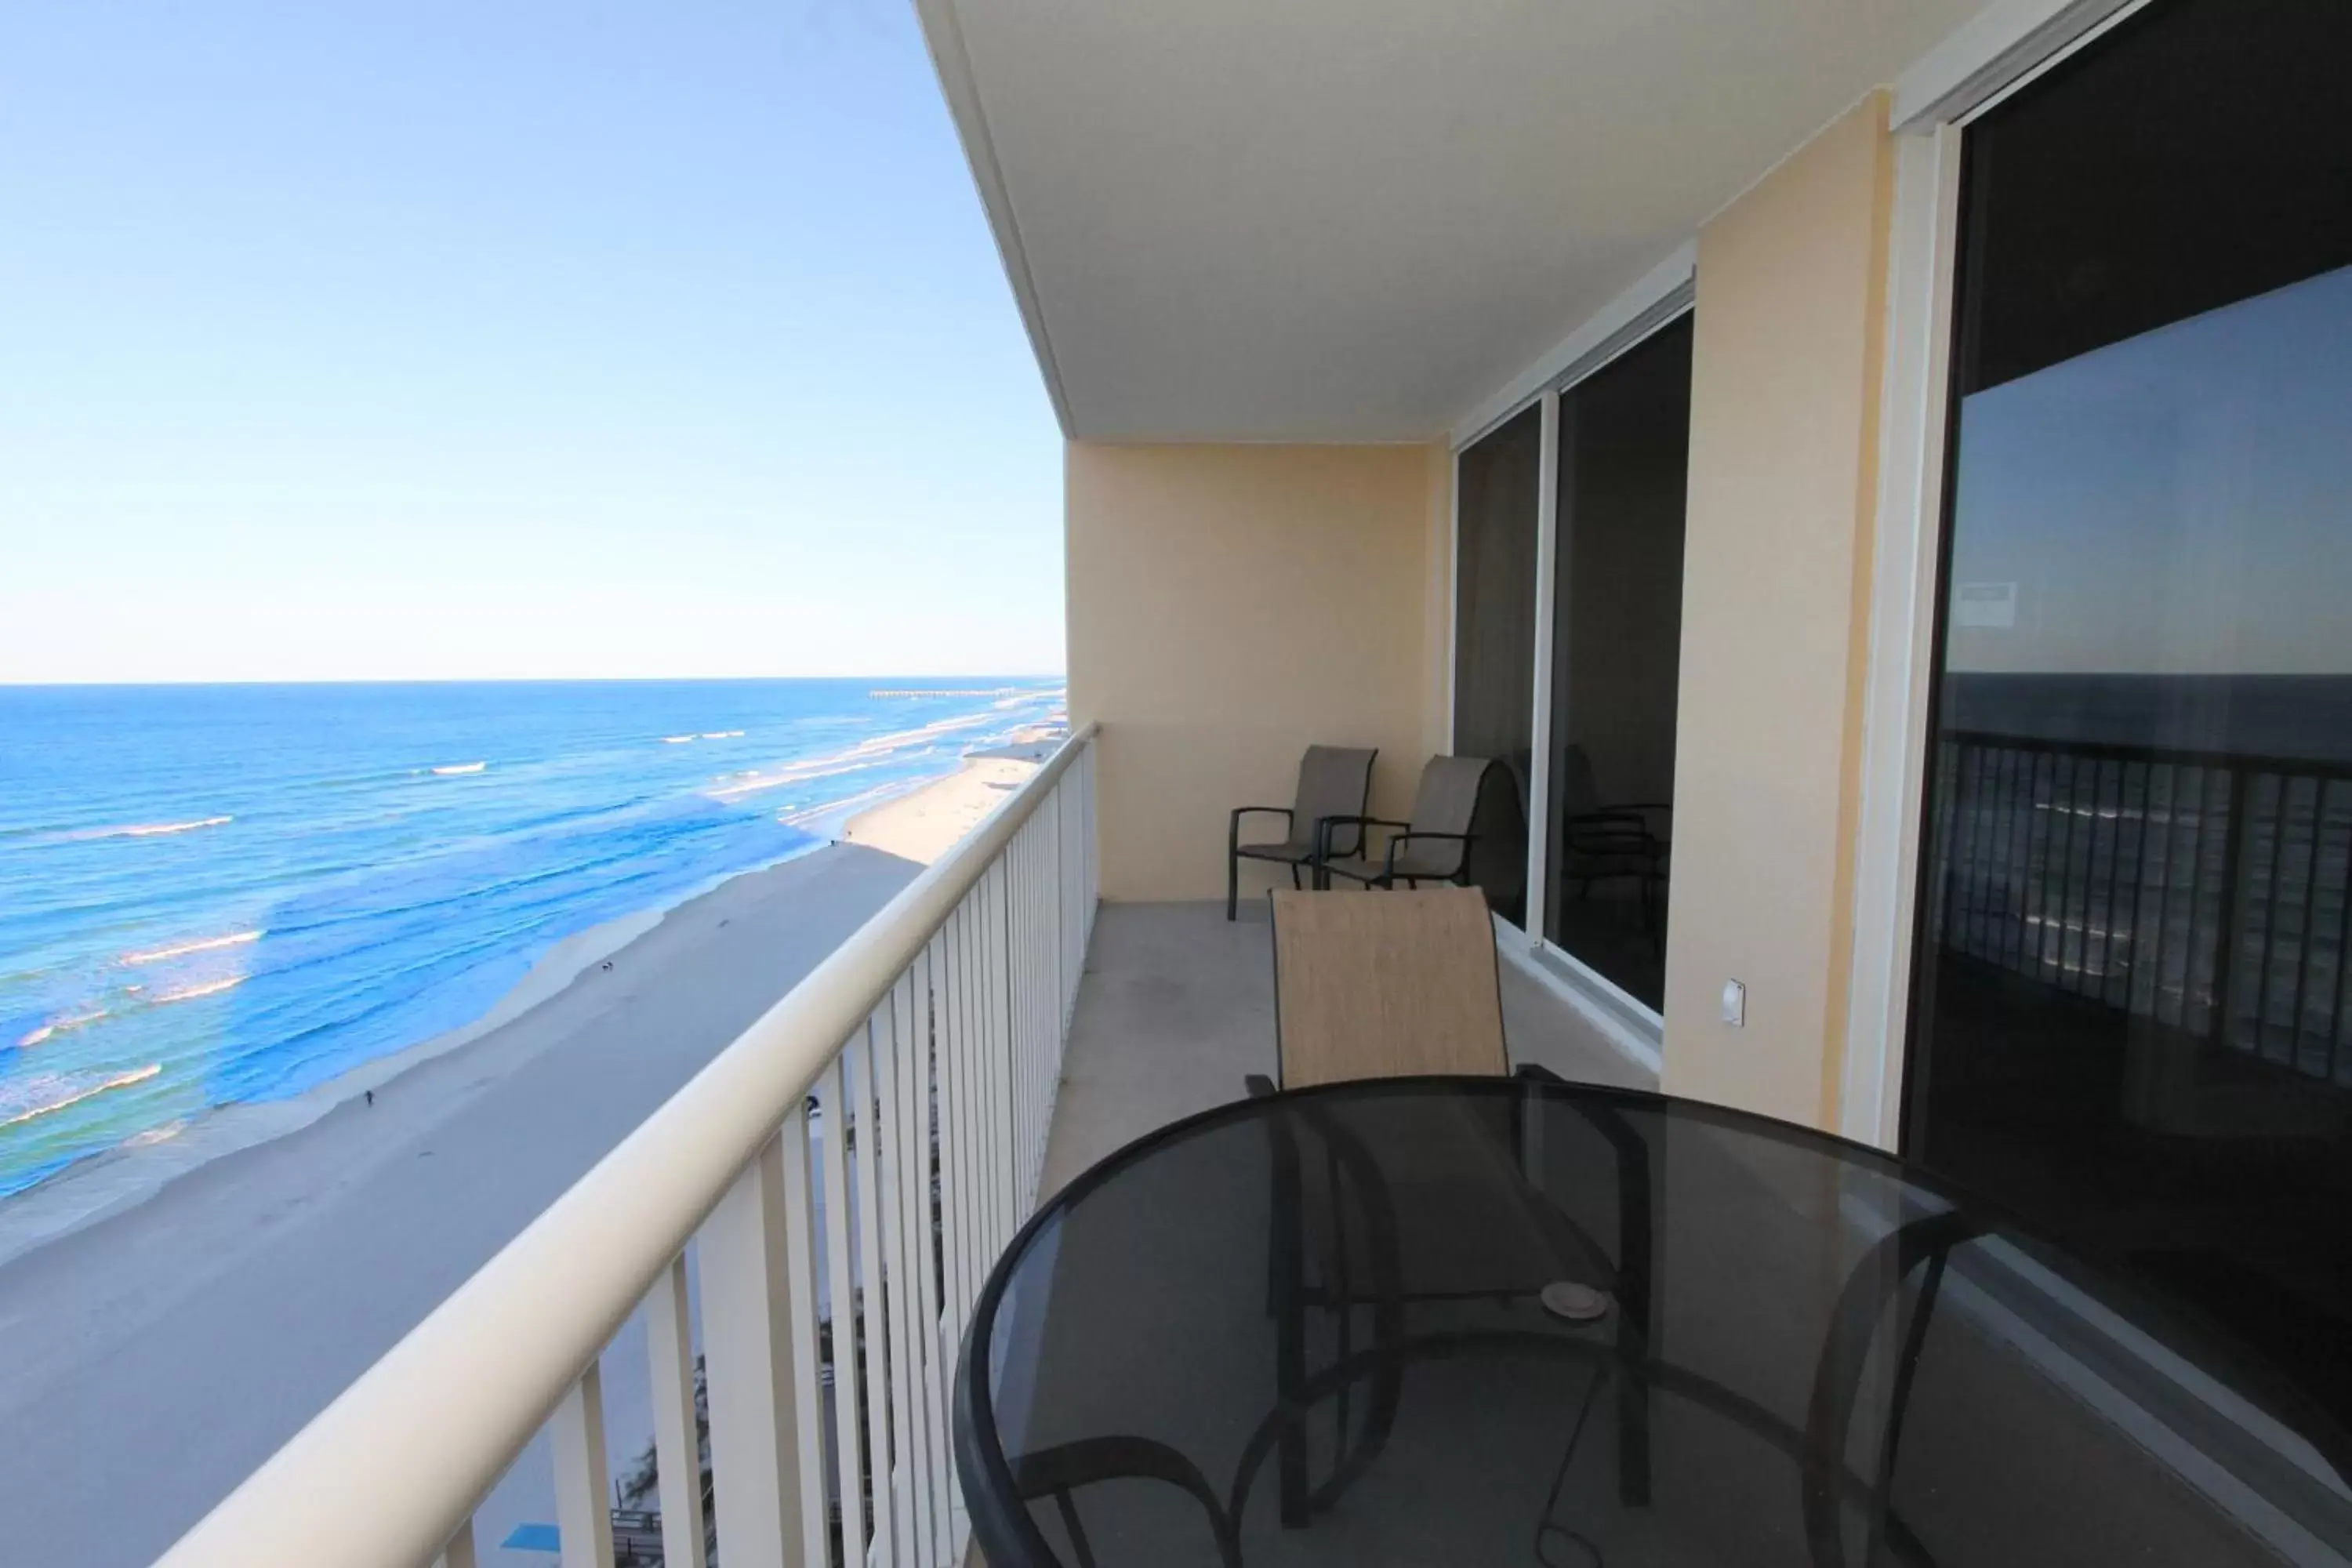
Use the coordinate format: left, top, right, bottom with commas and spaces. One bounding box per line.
0, 679, 1064, 1200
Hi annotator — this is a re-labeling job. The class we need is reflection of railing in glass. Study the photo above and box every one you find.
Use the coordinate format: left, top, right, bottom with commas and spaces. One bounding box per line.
1927, 731, 2352, 1083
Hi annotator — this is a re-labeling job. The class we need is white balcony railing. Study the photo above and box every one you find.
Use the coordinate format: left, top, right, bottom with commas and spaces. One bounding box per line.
157, 726, 1100, 1568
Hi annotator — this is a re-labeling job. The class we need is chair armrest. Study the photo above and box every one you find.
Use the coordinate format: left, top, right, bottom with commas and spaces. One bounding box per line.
1244, 1073, 1279, 1098
1229, 805, 1294, 850
1563, 812, 1662, 855
1383, 829, 1472, 879
1314, 814, 1409, 862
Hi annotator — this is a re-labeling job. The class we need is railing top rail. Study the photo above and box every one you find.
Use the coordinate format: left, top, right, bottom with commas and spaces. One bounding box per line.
1940, 727, 2352, 778
155, 723, 1099, 1568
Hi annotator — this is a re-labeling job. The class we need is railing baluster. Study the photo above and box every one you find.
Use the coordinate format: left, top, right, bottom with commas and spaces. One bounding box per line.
916, 938, 956, 1565
818, 1054, 873, 1568
850, 1020, 898, 1568
1025, 829, 1040, 1196
1992, 749, 2020, 971
701, 1135, 806, 1568
644, 1256, 708, 1568
873, 974, 927, 1566
937, 918, 968, 1336
990, 860, 1014, 1256
2111, 761, 2148, 1008
2173, 766, 2211, 1034
778, 1106, 831, 1568
963, 893, 988, 1280
2288, 779, 2325, 1068
959, 897, 986, 1309
552, 1363, 617, 1568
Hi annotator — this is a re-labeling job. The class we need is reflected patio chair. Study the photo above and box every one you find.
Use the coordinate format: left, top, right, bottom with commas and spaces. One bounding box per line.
1310, 754, 1492, 892
1226, 744, 1377, 920
1557, 744, 1670, 941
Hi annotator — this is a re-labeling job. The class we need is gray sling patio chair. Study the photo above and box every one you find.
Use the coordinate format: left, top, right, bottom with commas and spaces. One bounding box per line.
1226, 745, 1378, 920
1311, 754, 1494, 891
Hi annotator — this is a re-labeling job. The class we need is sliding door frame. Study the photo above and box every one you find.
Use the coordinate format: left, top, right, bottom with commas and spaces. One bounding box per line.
1840, 0, 2155, 1149
1450, 261, 1697, 1056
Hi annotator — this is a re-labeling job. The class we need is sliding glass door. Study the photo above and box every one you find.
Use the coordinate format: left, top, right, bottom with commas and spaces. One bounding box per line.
1451, 322, 1693, 987
1907, 0, 2352, 1428
1451, 405, 1541, 921
1541, 318, 1692, 1008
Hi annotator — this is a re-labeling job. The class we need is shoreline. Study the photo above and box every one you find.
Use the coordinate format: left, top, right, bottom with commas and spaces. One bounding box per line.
0, 842, 821, 1269
840, 735, 1054, 865
0, 725, 1065, 1267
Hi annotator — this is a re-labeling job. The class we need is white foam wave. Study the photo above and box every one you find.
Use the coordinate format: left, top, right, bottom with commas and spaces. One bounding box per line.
120, 929, 263, 966
431, 761, 487, 776
123, 1118, 190, 1149
708, 713, 996, 802
662, 735, 695, 744
0, 1064, 162, 1131
15, 1010, 107, 1050
66, 815, 233, 842
700, 730, 744, 739
154, 976, 245, 1004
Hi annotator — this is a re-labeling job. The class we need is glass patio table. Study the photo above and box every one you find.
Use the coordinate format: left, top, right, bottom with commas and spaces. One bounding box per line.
954, 1076, 2351, 1568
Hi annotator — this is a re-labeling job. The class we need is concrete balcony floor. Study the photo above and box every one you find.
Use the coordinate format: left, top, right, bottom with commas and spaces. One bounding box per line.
1038, 900, 1657, 1200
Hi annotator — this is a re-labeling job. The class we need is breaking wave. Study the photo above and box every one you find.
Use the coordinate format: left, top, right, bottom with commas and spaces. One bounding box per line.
0, 1065, 162, 1131
121, 930, 264, 966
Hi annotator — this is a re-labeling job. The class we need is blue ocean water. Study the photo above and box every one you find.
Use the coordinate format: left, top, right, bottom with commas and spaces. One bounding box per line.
0, 679, 1063, 1199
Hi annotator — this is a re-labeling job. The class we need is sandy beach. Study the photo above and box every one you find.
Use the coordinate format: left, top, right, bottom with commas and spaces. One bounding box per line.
0, 840, 921, 1567
843, 743, 1045, 864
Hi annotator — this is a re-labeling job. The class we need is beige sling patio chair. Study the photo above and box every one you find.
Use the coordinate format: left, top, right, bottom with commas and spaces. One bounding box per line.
1226, 744, 1377, 920
1259, 885, 1508, 1089
1241, 887, 1650, 1534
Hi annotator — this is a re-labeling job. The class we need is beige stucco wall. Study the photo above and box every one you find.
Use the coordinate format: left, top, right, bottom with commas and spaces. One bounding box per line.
1660, 93, 1894, 1130
1066, 442, 1448, 901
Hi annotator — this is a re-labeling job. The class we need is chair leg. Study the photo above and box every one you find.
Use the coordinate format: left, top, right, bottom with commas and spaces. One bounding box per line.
1290, 862, 1303, 891
1227, 849, 1239, 922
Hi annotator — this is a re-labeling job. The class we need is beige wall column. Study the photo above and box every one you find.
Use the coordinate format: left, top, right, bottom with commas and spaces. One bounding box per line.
1661, 92, 1895, 1129
1066, 442, 1447, 902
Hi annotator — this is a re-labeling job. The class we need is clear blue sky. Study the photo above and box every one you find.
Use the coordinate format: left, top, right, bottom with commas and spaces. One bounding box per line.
0, 1, 1065, 683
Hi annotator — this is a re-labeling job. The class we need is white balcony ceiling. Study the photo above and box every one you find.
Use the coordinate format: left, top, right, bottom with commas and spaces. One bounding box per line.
917, 0, 1990, 443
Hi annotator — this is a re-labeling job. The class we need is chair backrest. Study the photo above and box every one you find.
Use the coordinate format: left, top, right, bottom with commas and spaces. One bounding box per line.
1558, 744, 1604, 817
1402, 747, 1496, 869
1270, 887, 1508, 1087
1293, 745, 1377, 853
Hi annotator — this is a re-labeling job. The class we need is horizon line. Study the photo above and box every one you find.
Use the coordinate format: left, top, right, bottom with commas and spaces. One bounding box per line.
0, 671, 1069, 691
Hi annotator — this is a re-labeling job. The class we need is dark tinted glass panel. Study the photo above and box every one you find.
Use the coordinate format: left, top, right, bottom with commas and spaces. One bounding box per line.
1453, 405, 1541, 919
1908, 0, 2352, 1438
1541, 318, 1690, 1008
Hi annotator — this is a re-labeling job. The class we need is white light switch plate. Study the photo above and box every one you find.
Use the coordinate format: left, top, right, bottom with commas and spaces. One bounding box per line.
1721, 978, 1746, 1027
